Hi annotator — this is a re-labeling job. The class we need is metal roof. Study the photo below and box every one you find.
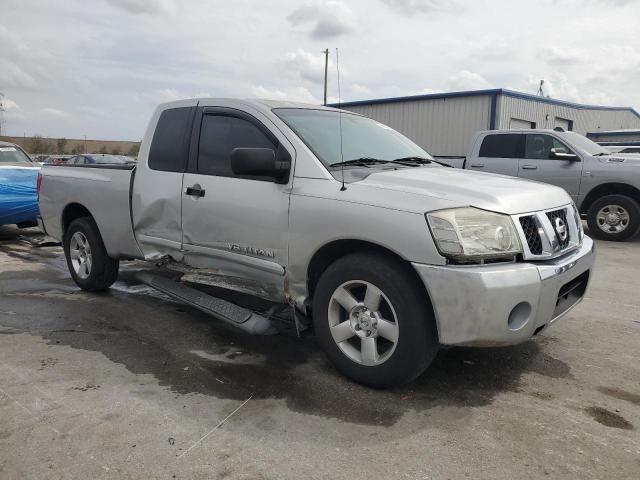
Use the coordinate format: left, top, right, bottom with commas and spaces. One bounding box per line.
586, 129, 640, 136
330, 88, 640, 119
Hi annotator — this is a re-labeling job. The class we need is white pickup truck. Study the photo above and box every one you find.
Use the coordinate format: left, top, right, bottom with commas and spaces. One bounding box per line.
440, 129, 640, 241
38, 99, 595, 387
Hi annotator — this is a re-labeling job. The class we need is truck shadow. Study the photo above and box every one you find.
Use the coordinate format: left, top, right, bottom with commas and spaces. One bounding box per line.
2, 287, 570, 428
0, 226, 572, 428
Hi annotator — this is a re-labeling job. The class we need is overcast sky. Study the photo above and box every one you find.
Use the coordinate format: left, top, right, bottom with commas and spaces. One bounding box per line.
1, 0, 639, 140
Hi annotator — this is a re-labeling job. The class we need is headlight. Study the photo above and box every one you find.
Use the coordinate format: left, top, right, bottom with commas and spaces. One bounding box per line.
426, 207, 522, 262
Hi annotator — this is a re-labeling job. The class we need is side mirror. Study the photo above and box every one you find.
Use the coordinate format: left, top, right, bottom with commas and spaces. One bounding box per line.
230, 146, 291, 183
550, 148, 579, 161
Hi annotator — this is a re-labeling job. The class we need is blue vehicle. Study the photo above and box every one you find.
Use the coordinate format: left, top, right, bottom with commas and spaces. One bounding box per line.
0, 141, 40, 227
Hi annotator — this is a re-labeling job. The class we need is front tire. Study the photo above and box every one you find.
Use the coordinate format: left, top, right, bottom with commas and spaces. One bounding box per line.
63, 217, 119, 291
312, 252, 438, 388
586, 194, 640, 241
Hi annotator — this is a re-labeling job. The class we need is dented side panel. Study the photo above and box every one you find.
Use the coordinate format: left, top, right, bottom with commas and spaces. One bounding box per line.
180, 174, 291, 301
131, 99, 198, 260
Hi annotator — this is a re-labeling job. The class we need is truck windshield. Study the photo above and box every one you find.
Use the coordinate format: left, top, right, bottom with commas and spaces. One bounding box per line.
274, 108, 433, 167
562, 132, 610, 156
0, 145, 32, 163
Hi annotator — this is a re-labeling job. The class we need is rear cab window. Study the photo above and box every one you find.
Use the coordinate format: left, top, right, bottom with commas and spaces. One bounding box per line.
148, 107, 195, 172
478, 134, 523, 158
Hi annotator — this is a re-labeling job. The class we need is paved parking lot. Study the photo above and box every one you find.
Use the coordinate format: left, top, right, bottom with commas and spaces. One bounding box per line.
1, 225, 639, 479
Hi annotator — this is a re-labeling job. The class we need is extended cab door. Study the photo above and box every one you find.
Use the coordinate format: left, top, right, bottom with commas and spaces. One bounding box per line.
518, 133, 583, 201
180, 106, 293, 302
132, 103, 196, 260
468, 133, 521, 177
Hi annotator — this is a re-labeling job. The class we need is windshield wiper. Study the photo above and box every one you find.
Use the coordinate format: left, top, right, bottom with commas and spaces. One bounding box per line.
391, 156, 432, 164
331, 157, 392, 167
593, 152, 611, 156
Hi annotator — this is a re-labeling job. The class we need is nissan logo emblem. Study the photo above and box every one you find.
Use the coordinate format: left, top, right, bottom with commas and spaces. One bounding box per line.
554, 217, 568, 241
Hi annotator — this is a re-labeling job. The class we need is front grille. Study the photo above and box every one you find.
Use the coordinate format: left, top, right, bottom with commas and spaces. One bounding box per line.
514, 205, 580, 260
546, 209, 570, 249
519, 216, 543, 254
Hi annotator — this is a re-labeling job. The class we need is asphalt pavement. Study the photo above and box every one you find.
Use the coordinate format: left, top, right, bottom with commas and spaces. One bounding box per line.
1, 225, 639, 479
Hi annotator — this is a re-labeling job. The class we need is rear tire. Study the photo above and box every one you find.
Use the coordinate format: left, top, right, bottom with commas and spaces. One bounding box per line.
63, 217, 119, 291
586, 194, 640, 241
312, 252, 438, 388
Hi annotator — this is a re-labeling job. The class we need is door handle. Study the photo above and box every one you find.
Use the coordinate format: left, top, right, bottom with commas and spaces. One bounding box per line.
521, 165, 537, 170
185, 185, 206, 197
470, 163, 485, 168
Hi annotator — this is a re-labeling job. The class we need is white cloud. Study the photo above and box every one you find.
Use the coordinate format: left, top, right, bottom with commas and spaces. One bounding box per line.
380, 0, 453, 14
350, 84, 373, 97
154, 88, 213, 103
251, 85, 319, 104
2, 98, 21, 110
104, 0, 170, 15
538, 46, 586, 66
1, 0, 639, 139
0, 61, 39, 90
414, 87, 445, 95
529, 75, 582, 103
288, 1, 357, 38
41, 108, 70, 119
283, 49, 329, 84
446, 71, 493, 91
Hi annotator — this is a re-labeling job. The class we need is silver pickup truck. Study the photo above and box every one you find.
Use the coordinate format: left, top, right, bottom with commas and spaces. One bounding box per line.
38, 99, 595, 387
442, 129, 640, 241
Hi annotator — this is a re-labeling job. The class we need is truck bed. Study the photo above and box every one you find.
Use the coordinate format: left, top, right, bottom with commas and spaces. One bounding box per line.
38, 163, 143, 259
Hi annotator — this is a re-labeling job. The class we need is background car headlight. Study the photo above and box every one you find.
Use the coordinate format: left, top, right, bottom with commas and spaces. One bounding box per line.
426, 207, 522, 261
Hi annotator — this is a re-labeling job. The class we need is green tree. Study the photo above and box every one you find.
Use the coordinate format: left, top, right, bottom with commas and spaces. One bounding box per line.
29, 135, 51, 154
56, 137, 68, 154
127, 143, 141, 156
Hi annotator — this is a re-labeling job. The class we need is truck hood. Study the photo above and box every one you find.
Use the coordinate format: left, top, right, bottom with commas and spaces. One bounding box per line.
356, 166, 571, 215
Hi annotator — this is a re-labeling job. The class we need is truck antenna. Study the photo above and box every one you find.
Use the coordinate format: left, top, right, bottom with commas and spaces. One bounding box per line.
336, 48, 346, 191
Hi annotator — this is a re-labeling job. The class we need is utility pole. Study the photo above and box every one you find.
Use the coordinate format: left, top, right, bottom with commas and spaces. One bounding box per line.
84, 135, 87, 153
322, 48, 329, 105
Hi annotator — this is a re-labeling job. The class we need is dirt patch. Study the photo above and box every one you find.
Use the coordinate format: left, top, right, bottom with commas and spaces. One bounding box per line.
0, 227, 574, 427
529, 391, 555, 401
584, 406, 634, 430
597, 386, 640, 406
0, 285, 566, 427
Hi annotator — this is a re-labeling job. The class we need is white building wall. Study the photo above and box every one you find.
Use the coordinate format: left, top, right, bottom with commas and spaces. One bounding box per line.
341, 92, 640, 156
342, 95, 492, 157
497, 96, 640, 134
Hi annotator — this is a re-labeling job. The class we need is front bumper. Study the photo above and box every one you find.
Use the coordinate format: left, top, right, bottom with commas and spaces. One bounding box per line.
413, 236, 595, 347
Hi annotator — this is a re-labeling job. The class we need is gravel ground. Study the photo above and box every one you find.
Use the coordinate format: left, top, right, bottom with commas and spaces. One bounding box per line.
1, 225, 639, 480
